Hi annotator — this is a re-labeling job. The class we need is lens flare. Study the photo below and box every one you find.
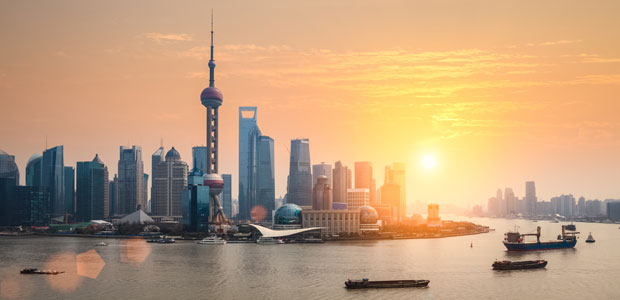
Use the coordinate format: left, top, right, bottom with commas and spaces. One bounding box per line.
76, 249, 105, 279
251, 205, 267, 222
120, 238, 151, 264
45, 252, 82, 293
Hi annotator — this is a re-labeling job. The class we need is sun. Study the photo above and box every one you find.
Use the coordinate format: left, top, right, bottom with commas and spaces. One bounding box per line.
421, 154, 437, 169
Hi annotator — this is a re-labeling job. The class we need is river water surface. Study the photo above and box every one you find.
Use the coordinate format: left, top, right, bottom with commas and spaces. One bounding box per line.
1, 217, 619, 299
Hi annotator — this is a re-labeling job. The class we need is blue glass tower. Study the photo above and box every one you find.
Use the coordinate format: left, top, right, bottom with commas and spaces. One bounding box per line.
287, 139, 312, 206
183, 169, 210, 232
42, 146, 64, 218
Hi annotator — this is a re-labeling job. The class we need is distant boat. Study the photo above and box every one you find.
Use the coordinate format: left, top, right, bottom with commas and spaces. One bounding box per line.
503, 225, 578, 251
492, 260, 547, 270
94, 242, 107, 246
257, 237, 284, 244
198, 236, 226, 245
20, 268, 64, 275
345, 278, 429, 289
586, 232, 595, 243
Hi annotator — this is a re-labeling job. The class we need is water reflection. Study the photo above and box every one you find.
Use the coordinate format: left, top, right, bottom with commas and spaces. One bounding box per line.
120, 238, 151, 264
45, 252, 82, 292
76, 249, 105, 279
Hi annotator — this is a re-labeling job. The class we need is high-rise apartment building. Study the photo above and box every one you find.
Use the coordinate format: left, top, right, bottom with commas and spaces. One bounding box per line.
117, 146, 144, 214
151, 147, 188, 217
287, 139, 312, 206
64, 166, 74, 216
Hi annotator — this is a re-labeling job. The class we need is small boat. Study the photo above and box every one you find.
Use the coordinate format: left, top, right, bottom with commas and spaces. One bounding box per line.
20, 268, 64, 275
492, 260, 547, 270
345, 278, 429, 289
147, 237, 175, 243
94, 242, 108, 246
586, 232, 595, 243
257, 237, 284, 244
198, 236, 227, 245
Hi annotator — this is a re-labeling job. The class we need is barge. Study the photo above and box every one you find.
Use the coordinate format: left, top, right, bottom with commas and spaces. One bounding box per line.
345, 278, 429, 289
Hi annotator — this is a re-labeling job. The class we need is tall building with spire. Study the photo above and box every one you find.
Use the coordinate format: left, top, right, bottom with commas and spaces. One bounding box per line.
200, 12, 228, 226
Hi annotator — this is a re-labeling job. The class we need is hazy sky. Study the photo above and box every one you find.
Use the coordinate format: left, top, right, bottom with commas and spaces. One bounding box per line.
2, 0, 620, 213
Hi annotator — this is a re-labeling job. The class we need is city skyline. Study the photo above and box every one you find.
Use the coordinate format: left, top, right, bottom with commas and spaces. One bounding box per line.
2, 1, 620, 210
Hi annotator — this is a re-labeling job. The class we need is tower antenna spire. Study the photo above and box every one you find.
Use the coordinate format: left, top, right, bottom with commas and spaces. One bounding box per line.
209, 9, 215, 87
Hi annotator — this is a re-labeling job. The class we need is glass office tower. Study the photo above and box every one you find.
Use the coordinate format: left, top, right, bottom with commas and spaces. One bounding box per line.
287, 139, 312, 206
42, 146, 64, 218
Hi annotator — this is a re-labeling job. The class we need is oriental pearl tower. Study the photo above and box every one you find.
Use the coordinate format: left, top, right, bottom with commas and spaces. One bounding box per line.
201, 13, 228, 226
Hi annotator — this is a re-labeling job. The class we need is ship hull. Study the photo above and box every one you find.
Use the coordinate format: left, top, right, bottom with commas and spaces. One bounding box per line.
503, 239, 576, 251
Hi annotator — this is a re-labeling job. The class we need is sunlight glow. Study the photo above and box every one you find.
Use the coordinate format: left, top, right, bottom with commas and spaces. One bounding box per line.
421, 154, 437, 169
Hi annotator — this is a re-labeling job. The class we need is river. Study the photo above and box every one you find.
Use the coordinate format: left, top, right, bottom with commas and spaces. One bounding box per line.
1, 217, 619, 299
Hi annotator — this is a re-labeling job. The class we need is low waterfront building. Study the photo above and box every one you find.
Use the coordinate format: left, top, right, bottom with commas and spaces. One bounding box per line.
359, 205, 380, 233
346, 188, 369, 210
301, 210, 360, 236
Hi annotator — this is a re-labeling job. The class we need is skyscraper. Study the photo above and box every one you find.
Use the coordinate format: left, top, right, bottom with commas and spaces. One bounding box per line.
25, 154, 42, 187
496, 188, 504, 216
182, 168, 210, 232
346, 188, 370, 210
117, 146, 144, 214
42, 146, 64, 217
200, 14, 228, 225
109, 178, 117, 217
312, 175, 332, 210
380, 182, 400, 223
239, 106, 260, 220
222, 174, 232, 217
287, 138, 312, 206
504, 188, 517, 215
257, 136, 275, 219
332, 161, 349, 204
76, 154, 109, 221
312, 163, 332, 187
354, 161, 376, 204
151, 147, 188, 217
64, 166, 75, 216
525, 181, 537, 216
0, 150, 19, 185
385, 162, 406, 221
192, 146, 207, 174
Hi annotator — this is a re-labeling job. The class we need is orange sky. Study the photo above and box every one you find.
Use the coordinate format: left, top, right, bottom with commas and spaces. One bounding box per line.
1, 0, 620, 213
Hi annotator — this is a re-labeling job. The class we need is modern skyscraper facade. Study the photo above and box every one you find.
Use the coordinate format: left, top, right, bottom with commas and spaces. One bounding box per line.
75, 154, 109, 221
222, 174, 232, 218
42, 146, 64, 217
117, 145, 144, 214
287, 138, 312, 206
26, 154, 42, 187
238, 106, 260, 220
332, 161, 349, 204
354, 161, 376, 204
525, 181, 537, 216
347, 188, 370, 210
312, 175, 332, 211
504, 188, 517, 215
0, 150, 19, 185
11, 185, 51, 226
182, 169, 210, 232
151, 147, 188, 217
379, 182, 400, 223
192, 146, 207, 174
496, 188, 505, 216
257, 136, 275, 219
63, 166, 75, 216
109, 178, 116, 217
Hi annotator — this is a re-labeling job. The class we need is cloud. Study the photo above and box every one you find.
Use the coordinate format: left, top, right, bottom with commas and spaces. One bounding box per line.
539, 39, 582, 46
141, 33, 192, 44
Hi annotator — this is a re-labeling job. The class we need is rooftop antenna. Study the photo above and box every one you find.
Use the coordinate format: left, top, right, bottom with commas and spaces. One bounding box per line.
45, 135, 48, 150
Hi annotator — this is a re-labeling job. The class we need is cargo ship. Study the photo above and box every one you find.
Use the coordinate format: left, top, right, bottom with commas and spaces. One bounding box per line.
503, 225, 578, 251
345, 278, 429, 289
492, 260, 547, 270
